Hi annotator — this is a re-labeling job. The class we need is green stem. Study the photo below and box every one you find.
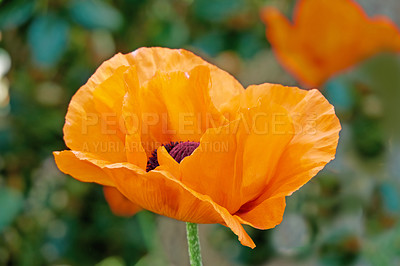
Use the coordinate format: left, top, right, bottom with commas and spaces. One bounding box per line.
186, 222, 203, 266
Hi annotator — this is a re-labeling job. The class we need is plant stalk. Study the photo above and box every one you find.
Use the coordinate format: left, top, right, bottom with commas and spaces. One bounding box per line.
186, 222, 203, 266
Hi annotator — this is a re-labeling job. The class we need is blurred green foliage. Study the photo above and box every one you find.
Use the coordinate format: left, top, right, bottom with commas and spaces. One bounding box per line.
1, 0, 400, 265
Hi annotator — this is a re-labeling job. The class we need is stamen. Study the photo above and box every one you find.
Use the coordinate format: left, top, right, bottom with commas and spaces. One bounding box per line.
146, 141, 200, 172
169, 142, 200, 163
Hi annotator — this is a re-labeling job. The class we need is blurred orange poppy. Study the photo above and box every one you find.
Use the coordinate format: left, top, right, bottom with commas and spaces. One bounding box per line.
53, 47, 340, 248
261, 0, 400, 88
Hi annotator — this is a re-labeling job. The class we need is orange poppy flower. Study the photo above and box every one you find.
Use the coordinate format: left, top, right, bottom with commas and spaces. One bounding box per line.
53, 47, 340, 248
261, 0, 400, 88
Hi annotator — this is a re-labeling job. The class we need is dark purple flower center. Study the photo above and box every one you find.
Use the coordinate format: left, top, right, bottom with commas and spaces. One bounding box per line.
146, 141, 200, 172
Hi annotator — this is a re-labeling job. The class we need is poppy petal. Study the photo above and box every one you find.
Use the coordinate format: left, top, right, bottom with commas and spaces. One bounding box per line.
54, 149, 253, 247
103, 186, 141, 216
64, 47, 243, 160
261, 0, 400, 87
122, 66, 228, 153
54, 151, 142, 216
146, 65, 228, 141
128, 47, 244, 110
176, 123, 241, 213
156, 146, 180, 177
92, 65, 130, 142
178, 99, 293, 213
105, 164, 255, 248
120, 66, 156, 156
64, 53, 132, 162
235, 196, 286, 230
125, 133, 147, 170
53, 150, 114, 186
92, 65, 128, 116
237, 84, 340, 198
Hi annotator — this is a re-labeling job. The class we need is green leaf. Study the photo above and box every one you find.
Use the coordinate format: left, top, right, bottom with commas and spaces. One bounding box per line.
0, 187, 23, 232
27, 14, 69, 67
0, 1, 34, 30
96, 256, 125, 266
353, 53, 400, 139
193, 0, 244, 22
69, 0, 123, 31
150, 20, 189, 48
325, 78, 355, 114
192, 31, 225, 57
